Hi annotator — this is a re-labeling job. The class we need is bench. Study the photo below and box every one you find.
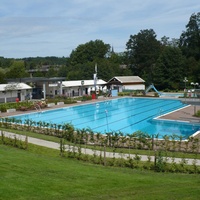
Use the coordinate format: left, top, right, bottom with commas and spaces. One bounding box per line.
57, 102, 64, 105
47, 103, 55, 107
7, 108, 16, 113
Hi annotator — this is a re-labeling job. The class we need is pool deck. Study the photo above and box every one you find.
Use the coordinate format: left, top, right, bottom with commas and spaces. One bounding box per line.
0, 96, 119, 118
159, 104, 200, 123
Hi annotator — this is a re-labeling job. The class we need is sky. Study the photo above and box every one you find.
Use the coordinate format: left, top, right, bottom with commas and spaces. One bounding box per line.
0, 0, 199, 58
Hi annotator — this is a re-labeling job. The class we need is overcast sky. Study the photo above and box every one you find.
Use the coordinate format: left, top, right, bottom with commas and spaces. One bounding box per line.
0, 0, 199, 58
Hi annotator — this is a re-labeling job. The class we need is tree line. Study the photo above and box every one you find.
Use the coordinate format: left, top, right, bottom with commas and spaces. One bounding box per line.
0, 12, 200, 91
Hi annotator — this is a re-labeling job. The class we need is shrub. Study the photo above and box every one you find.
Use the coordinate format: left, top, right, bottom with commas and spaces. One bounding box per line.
154, 92, 159, 97
163, 88, 170, 92
0, 101, 40, 112
194, 110, 200, 117
81, 95, 92, 101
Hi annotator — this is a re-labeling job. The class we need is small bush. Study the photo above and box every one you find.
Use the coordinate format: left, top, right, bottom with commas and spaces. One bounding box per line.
154, 92, 159, 97
81, 95, 92, 101
194, 110, 200, 117
163, 88, 171, 92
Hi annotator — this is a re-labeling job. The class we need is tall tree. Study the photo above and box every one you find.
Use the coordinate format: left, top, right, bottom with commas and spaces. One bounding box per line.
5, 60, 29, 79
45, 67, 58, 78
69, 40, 111, 65
153, 46, 186, 90
184, 57, 200, 83
125, 29, 161, 84
0, 69, 6, 83
179, 12, 200, 60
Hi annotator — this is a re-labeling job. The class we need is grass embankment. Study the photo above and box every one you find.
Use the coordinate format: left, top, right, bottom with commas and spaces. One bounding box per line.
1, 144, 200, 200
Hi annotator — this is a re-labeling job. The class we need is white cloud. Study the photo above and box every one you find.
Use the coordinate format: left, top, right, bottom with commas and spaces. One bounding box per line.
0, 0, 200, 58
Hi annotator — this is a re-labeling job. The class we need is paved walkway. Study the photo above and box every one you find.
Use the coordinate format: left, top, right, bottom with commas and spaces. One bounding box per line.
3, 131, 200, 166
159, 104, 200, 122
0, 97, 116, 118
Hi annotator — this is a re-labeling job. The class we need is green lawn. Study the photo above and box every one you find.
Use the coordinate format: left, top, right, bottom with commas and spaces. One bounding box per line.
0, 144, 200, 200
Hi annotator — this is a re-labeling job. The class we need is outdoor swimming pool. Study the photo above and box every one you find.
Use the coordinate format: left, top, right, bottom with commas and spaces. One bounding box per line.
10, 98, 200, 138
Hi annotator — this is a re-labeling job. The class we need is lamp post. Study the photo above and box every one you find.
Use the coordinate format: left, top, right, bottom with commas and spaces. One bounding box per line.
94, 63, 98, 99
191, 82, 199, 98
183, 77, 188, 91
191, 82, 199, 89
81, 80, 84, 96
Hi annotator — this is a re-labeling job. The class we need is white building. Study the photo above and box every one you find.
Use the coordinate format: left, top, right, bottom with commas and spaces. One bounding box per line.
0, 83, 32, 103
107, 76, 145, 92
61, 79, 107, 97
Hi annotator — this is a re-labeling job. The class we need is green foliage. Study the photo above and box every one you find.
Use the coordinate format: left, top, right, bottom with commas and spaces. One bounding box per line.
194, 110, 200, 117
5, 60, 29, 79
69, 39, 111, 65
81, 95, 92, 101
0, 69, 6, 83
153, 46, 186, 90
45, 66, 58, 78
47, 96, 77, 104
23, 56, 68, 69
0, 101, 39, 112
118, 92, 131, 96
184, 57, 200, 83
0, 57, 13, 68
126, 29, 161, 84
154, 151, 167, 172
179, 12, 200, 61
0, 131, 28, 150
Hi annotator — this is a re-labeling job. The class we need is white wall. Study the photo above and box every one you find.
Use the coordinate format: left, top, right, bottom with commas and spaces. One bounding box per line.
62, 85, 107, 97
123, 84, 145, 90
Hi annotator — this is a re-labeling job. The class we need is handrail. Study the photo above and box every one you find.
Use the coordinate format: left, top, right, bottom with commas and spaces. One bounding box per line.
34, 104, 41, 112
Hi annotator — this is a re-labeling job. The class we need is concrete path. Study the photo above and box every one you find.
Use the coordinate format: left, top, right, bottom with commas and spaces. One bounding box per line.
2, 131, 200, 166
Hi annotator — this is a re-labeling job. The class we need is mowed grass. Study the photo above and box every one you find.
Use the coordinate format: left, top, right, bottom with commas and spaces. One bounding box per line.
0, 145, 200, 200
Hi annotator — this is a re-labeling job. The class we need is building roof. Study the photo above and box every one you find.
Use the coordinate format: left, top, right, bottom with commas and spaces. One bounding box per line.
62, 79, 107, 87
6, 77, 66, 83
107, 76, 145, 84
0, 83, 32, 92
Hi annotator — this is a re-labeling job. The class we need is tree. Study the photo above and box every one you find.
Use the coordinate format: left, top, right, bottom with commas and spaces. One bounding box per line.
184, 57, 200, 82
66, 40, 132, 81
69, 40, 111, 65
160, 36, 179, 48
5, 60, 29, 79
0, 57, 13, 68
153, 46, 186, 90
57, 65, 68, 77
0, 69, 6, 83
125, 29, 161, 84
45, 66, 58, 78
179, 12, 200, 60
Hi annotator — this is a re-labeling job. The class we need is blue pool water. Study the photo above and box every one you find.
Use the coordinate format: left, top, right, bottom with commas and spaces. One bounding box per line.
11, 98, 200, 138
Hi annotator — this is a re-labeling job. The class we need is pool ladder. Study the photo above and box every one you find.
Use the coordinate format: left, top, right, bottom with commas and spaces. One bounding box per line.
158, 108, 163, 116
35, 104, 41, 113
